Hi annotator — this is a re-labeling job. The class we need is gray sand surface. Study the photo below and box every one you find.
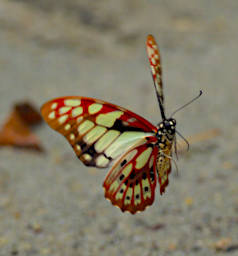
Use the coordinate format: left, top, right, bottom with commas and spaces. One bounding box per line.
0, 1, 238, 255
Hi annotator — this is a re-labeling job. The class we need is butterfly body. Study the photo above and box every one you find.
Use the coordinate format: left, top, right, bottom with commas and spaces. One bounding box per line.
41, 35, 188, 214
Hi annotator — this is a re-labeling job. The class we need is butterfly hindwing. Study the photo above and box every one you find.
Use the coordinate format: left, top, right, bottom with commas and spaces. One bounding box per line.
41, 96, 156, 168
103, 136, 158, 214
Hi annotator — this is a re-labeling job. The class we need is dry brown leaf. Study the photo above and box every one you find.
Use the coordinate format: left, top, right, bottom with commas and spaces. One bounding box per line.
14, 102, 42, 126
0, 102, 43, 151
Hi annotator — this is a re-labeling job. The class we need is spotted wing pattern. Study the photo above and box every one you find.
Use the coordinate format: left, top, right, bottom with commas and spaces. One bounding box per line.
103, 136, 158, 214
146, 35, 164, 108
41, 96, 157, 168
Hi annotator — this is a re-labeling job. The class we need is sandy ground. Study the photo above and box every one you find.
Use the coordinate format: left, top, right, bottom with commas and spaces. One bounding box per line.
0, 0, 238, 255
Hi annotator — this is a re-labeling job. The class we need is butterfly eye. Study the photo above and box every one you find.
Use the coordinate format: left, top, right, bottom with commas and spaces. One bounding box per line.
164, 121, 170, 129
169, 118, 176, 126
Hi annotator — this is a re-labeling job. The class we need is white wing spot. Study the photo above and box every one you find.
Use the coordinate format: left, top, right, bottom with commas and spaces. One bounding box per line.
134, 184, 141, 205
75, 145, 81, 151
122, 163, 133, 177
109, 180, 120, 193
96, 111, 123, 128
147, 47, 154, 56
126, 149, 138, 163
83, 153, 92, 162
78, 120, 94, 135
51, 102, 58, 110
58, 115, 68, 124
151, 58, 156, 65
96, 155, 109, 167
72, 107, 83, 117
142, 179, 151, 199
77, 116, 83, 123
128, 117, 137, 123
88, 103, 103, 114
124, 188, 132, 205
149, 155, 154, 168
135, 147, 152, 169
95, 130, 120, 153
115, 188, 124, 200
83, 126, 107, 144
59, 106, 71, 114
154, 54, 159, 60
48, 111, 55, 119
69, 133, 75, 140
64, 99, 81, 107
64, 124, 71, 130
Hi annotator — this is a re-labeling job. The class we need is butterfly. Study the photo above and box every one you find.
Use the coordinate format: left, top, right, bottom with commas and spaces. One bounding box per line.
41, 35, 196, 214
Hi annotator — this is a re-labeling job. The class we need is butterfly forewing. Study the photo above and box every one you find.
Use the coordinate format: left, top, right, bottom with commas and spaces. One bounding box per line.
146, 35, 165, 119
41, 96, 156, 168
103, 136, 158, 214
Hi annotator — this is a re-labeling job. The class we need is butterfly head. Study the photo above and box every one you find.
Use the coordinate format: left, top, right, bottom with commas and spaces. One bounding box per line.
157, 118, 176, 137
164, 118, 176, 134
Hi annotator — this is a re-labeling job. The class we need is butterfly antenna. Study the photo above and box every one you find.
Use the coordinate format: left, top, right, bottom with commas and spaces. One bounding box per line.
170, 90, 203, 118
176, 130, 190, 151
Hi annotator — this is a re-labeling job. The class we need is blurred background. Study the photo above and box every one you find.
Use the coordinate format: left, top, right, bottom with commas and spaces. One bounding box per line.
0, 0, 238, 255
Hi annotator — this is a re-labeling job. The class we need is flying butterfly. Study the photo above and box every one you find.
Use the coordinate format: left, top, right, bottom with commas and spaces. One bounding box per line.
41, 35, 202, 214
